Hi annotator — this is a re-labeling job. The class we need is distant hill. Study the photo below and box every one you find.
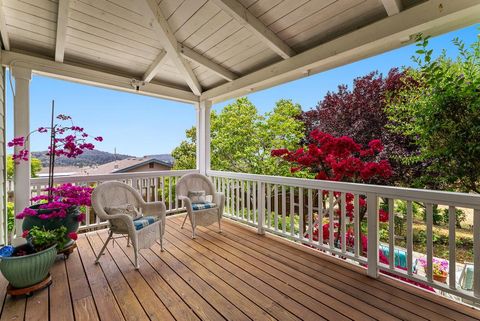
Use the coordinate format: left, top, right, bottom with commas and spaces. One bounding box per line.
32, 149, 133, 167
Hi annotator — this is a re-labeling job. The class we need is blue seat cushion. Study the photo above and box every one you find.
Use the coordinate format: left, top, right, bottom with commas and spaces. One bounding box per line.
192, 202, 217, 211
133, 216, 159, 230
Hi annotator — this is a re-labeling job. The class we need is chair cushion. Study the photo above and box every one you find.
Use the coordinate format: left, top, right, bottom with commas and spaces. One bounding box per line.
105, 203, 142, 219
133, 216, 159, 230
192, 202, 216, 211
188, 190, 206, 204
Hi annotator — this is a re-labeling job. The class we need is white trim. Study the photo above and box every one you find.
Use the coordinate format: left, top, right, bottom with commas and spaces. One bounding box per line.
30, 169, 198, 185
0, 0, 9, 51
201, 0, 480, 103
12, 66, 31, 236
207, 170, 480, 208
143, 49, 167, 82
55, 0, 71, 62
381, 0, 403, 16
196, 100, 212, 175
210, 0, 295, 59
141, 0, 202, 96
1, 51, 198, 104
180, 45, 238, 82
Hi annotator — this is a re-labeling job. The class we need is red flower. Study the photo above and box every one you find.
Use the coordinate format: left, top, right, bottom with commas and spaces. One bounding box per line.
68, 232, 78, 241
21, 230, 29, 238
379, 209, 389, 222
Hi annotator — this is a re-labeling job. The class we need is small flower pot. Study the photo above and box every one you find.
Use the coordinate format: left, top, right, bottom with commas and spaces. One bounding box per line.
0, 244, 57, 289
22, 205, 81, 249
433, 273, 448, 283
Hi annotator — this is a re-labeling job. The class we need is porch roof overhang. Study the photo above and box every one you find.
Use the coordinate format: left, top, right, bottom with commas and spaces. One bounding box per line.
0, 0, 479, 105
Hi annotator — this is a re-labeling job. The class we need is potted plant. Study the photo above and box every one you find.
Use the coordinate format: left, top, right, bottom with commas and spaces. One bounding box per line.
0, 226, 75, 289
9, 101, 102, 250
418, 257, 449, 283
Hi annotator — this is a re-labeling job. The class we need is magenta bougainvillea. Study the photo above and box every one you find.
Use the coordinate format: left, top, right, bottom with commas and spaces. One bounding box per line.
9, 110, 102, 221
16, 184, 92, 220
8, 114, 102, 164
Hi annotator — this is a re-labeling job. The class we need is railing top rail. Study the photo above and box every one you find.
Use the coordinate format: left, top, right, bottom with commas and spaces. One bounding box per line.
207, 170, 480, 208
30, 169, 199, 185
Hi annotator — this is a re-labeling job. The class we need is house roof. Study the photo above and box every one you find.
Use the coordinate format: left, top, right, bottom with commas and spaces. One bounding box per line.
40, 156, 173, 176
86, 157, 173, 175
1, 0, 477, 104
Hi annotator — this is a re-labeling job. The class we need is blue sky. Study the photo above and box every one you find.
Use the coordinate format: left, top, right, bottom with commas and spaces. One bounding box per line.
6, 24, 479, 157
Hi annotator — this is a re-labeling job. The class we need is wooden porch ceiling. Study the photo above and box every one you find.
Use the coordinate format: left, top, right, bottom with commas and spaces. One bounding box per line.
0, 215, 479, 321
0, 0, 479, 104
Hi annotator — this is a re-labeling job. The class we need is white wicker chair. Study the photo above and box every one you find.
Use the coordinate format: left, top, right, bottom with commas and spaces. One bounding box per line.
176, 173, 225, 238
91, 181, 166, 269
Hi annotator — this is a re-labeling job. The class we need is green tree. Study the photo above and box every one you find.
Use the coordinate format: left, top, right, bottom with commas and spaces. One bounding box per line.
387, 34, 480, 192
7, 155, 42, 179
172, 98, 304, 175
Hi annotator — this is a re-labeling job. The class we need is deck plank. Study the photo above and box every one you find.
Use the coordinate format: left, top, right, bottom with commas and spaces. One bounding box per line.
167, 217, 382, 321
219, 218, 480, 321
85, 234, 150, 321
65, 247, 100, 321
195, 218, 427, 321
148, 241, 250, 321
76, 235, 125, 321
1, 216, 479, 321
49, 259, 74, 321
114, 236, 225, 321
91, 232, 175, 321
163, 226, 299, 320
0, 295, 25, 321
24, 287, 49, 321
162, 232, 285, 321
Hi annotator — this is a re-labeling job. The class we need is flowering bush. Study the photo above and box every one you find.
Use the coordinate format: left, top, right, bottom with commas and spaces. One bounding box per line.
417, 257, 448, 276
16, 184, 92, 220
8, 114, 102, 164
273, 131, 393, 257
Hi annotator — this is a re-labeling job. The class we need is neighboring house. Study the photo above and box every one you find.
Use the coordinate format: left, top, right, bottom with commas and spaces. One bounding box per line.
37, 156, 173, 177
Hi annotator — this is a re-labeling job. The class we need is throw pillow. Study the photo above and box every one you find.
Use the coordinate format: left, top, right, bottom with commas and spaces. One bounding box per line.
188, 190, 206, 204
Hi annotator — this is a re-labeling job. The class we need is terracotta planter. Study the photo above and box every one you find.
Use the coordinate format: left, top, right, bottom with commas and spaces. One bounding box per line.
22, 205, 81, 249
433, 273, 448, 283
0, 244, 57, 288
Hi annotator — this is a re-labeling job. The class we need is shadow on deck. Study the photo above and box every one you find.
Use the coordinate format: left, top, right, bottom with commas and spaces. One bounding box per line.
0, 215, 479, 321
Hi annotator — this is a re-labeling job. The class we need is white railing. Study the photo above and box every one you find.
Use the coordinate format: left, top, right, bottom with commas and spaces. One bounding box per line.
28, 169, 198, 231
208, 170, 480, 303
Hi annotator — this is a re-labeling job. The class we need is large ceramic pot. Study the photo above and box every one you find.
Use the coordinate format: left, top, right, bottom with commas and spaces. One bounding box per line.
22, 205, 81, 249
0, 244, 57, 288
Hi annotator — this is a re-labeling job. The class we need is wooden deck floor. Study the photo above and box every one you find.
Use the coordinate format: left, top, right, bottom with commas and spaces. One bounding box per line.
1, 215, 479, 321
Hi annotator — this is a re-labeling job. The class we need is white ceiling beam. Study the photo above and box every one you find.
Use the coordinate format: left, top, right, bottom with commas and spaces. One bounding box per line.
381, 0, 403, 16
179, 45, 238, 82
55, 0, 71, 62
143, 49, 167, 82
0, 0, 9, 50
1, 51, 198, 104
141, 0, 202, 96
210, 0, 295, 59
202, 0, 480, 103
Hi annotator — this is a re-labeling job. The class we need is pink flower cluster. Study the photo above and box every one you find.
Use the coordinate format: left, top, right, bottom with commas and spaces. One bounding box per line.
16, 183, 92, 220
8, 137, 25, 147
8, 114, 103, 164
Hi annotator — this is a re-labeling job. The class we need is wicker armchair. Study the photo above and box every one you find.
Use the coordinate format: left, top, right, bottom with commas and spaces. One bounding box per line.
91, 181, 166, 269
176, 173, 225, 238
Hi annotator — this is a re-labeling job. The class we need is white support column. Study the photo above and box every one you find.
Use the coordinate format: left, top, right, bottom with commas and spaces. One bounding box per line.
195, 99, 212, 175
12, 67, 31, 235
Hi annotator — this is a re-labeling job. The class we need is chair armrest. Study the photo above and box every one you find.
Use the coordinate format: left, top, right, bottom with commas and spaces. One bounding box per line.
178, 195, 193, 212
139, 201, 166, 219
